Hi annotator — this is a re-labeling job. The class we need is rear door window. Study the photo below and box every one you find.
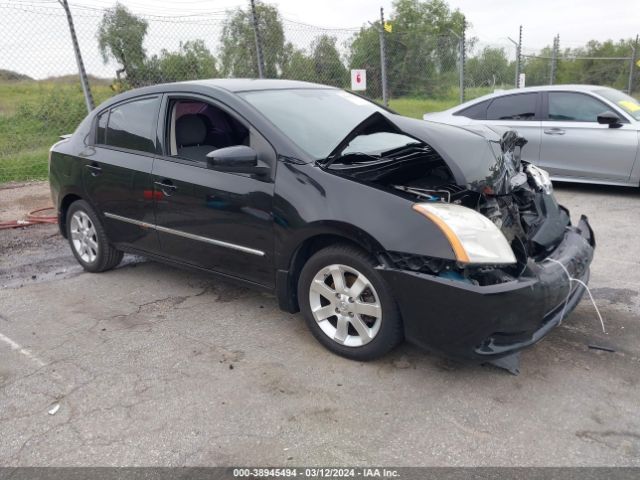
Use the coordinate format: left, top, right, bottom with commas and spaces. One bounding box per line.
96, 110, 108, 144
547, 92, 610, 122
487, 93, 537, 120
102, 96, 160, 154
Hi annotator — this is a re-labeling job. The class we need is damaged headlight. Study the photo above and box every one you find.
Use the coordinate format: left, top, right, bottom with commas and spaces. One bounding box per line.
412, 203, 517, 265
527, 164, 553, 194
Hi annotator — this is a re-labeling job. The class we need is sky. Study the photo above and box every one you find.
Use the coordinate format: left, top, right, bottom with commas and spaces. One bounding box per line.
1, 0, 638, 78
60, 0, 640, 48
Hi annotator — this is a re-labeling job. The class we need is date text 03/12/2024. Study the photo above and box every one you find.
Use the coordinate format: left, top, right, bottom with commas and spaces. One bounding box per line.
232, 468, 400, 477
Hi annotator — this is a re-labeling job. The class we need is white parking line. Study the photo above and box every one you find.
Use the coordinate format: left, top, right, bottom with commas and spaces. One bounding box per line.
0, 332, 47, 367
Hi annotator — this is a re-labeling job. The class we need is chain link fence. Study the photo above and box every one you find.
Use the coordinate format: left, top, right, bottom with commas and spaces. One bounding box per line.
0, 1, 638, 183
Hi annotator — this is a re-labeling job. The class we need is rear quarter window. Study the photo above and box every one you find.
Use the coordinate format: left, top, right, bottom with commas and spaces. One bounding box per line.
453, 100, 489, 120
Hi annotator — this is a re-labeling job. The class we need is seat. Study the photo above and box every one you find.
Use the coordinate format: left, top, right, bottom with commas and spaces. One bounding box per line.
175, 114, 216, 162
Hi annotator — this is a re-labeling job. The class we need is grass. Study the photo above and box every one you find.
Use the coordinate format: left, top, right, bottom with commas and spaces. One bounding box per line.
389, 97, 457, 117
388, 86, 499, 118
0, 80, 112, 183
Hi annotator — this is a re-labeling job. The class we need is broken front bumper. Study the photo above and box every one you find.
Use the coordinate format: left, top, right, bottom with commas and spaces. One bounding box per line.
380, 215, 595, 361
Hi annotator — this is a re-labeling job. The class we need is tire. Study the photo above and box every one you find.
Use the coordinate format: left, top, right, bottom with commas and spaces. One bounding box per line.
298, 244, 403, 361
66, 200, 123, 273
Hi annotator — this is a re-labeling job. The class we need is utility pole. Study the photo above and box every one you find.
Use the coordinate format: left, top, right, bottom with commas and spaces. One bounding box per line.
250, 0, 265, 78
516, 25, 522, 87
379, 7, 388, 106
459, 17, 466, 103
549, 34, 559, 85
508, 25, 523, 88
59, 0, 94, 113
628, 35, 638, 95
448, 18, 466, 104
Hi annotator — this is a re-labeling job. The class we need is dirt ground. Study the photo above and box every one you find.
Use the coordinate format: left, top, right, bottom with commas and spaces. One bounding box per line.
0, 181, 639, 466
0, 181, 53, 223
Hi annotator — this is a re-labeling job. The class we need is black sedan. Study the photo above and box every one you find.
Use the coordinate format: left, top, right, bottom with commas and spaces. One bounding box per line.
49, 79, 595, 364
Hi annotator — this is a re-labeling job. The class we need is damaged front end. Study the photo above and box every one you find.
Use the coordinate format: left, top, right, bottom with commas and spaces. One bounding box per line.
322, 114, 596, 360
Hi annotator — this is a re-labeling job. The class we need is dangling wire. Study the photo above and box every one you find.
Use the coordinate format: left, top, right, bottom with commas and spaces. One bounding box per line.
546, 257, 605, 334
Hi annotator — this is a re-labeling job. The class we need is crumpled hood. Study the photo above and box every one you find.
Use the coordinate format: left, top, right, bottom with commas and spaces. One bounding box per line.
387, 114, 523, 194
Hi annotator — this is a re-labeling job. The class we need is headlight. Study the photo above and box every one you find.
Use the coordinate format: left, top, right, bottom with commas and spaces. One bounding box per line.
412, 203, 517, 265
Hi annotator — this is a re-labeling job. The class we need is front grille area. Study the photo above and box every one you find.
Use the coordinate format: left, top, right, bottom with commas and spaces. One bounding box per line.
387, 251, 444, 275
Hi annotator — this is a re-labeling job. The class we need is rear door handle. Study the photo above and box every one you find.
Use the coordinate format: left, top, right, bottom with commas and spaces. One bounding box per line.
85, 162, 102, 176
154, 179, 177, 195
544, 128, 565, 135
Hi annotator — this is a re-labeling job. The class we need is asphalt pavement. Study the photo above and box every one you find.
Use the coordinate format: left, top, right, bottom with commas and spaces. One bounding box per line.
0, 181, 639, 466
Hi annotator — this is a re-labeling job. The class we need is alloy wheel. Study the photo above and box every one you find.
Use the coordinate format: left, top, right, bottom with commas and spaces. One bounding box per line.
308, 264, 382, 347
70, 210, 99, 263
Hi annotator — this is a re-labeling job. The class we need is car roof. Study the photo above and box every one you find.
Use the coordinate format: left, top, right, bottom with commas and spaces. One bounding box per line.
453, 84, 617, 109
182, 78, 334, 92
95, 78, 336, 112
499, 84, 609, 94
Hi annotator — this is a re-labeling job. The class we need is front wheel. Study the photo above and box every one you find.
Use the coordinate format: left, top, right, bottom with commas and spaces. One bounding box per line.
298, 244, 403, 360
66, 200, 123, 273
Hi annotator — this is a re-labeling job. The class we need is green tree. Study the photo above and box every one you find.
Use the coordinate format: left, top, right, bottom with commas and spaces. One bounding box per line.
97, 2, 149, 87
521, 38, 638, 92
281, 45, 316, 82
349, 0, 465, 97
521, 46, 554, 87
156, 40, 218, 82
311, 35, 348, 87
466, 47, 514, 88
220, 2, 287, 78
556, 39, 637, 91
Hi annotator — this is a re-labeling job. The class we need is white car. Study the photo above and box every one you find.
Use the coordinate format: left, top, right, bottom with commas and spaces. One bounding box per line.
423, 85, 640, 187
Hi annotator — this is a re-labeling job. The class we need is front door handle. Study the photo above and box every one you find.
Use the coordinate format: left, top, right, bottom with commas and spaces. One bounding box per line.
544, 128, 565, 135
85, 162, 102, 176
154, 179, 178, 196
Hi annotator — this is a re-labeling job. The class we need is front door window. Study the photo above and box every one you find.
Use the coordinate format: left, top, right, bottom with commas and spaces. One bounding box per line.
167, 99, 250, 164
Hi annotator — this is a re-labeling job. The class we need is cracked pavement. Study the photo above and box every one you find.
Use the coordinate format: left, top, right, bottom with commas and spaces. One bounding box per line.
0, 182, 639, 466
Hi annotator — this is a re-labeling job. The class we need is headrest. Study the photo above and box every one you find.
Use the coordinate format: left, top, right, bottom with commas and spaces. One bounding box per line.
176, 114, 207, 147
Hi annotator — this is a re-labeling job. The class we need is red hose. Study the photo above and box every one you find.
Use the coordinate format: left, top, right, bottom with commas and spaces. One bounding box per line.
0, 207, 57, 230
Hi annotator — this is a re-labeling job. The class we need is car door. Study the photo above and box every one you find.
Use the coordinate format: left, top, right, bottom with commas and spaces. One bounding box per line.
539, 91, 638, 181
83, 95, 161, 253
151, 94, 276, 287
482, 92, 542, 165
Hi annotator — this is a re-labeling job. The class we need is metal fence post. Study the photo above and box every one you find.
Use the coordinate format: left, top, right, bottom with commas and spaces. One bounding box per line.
59, 0, 94, 113
549, 34, 559, 85
250, 0, 264, 78
516, 25, 522, 87
508, 25, 522, 88
628, 35, 638, 95
459, 16, 466, 104
379, 7, 389, 106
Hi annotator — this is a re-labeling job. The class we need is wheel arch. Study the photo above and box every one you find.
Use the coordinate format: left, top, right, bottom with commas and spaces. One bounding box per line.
275, 223, 390, 313
58, 192, 83, 238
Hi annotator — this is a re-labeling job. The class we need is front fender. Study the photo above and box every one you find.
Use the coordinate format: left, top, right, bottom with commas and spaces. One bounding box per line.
273, 161, 456, 271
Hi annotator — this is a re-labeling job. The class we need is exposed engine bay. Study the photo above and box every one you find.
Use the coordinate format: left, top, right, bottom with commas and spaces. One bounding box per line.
325, 129, 571, 285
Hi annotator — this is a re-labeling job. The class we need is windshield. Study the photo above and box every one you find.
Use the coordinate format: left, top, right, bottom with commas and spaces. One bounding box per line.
239, 89, 385, 159
596, 88, 640, 121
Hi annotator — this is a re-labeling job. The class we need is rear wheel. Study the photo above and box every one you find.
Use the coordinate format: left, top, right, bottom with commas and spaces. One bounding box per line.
66, 200, 123, 273
298, 244, 403, 360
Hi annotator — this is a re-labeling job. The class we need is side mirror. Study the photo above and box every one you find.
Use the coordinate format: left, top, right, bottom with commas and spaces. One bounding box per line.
597, 111, 622, 128
206, 146, 269, 177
